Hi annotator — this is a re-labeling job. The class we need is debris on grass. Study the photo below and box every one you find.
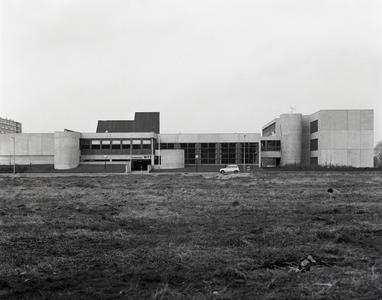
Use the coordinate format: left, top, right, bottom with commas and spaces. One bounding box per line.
327, 188, 341, 198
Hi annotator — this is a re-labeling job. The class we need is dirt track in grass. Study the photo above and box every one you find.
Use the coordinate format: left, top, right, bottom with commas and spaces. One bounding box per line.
0, 171, 381, 299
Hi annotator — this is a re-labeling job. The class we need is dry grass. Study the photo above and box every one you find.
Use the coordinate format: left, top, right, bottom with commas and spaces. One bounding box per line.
0, 171, 381, 299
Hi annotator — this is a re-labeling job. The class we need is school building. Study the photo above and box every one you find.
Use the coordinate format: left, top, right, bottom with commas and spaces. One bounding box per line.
0, 110, 374, 170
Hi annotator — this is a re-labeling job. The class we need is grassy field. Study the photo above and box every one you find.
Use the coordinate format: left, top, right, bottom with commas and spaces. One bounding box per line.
0, 171, 381, 299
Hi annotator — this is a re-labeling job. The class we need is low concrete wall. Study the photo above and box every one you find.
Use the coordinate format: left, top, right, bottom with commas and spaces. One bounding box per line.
0, 133, 54, 165
156, 149, 184, 169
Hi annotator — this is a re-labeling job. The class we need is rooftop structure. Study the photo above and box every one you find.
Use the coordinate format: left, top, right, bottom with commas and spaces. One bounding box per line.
96, 112, 160, 133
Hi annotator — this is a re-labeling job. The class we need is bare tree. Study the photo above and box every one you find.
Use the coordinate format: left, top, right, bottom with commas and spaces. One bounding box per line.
374, 140, 382, 167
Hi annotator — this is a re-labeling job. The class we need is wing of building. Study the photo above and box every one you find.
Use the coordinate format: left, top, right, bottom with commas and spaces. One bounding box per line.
0, 110, 374, 170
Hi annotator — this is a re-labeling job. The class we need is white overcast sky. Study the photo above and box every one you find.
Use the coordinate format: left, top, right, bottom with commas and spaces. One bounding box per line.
1, 0, 381, 143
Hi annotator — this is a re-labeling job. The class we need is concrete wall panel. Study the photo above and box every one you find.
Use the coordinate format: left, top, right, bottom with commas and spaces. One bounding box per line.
27, 135, 42, 155
261, 151, 281, 158
334, 130, 347, 150
320, 150, 347, 166
347, 150, 360, 167
309, 112, 319, 123
361, 110, 373, 130
361, 130, 374, 150
159, 133, 260, 143
334, 110, 348, 130
332, 150, 348, 166
195, 134, 221, 143
319, 130, 334, 150
348, 110, 361, 130
347, 130, 361, 150
42, 134, 55, 155
159, 149, 184, 169
319, 111, 336, 130
176, 134, 198, 143
360, 150, 373, 167
0, 133, 54, 165
15, 135, 30, 155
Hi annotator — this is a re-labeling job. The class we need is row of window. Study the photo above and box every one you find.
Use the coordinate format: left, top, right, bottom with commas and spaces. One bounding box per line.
262, 120, 319, 136
0, 125, 21, 130
81, 139, 152, 150
0, 129, 22, 133
161, 142, 260, 150
161, 143, 238, 150
261, 140, 281, 151
161, 142, 259, 164
262, 123, 276, 137
0, 119, 21, 126
79, 138, 320, 165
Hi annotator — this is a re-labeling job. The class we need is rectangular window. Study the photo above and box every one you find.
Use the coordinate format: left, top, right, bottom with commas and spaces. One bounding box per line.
80, 139, 91, 150
101, 140, 111, 149
91, 140, 101, 150
122, 140, 131, 149
160, 143, 175, 149
132, 140, 141, 149
262, 123, 276, 137
179, 143, 197, 164
200, 143, 216, 164
221, 143, 237, 164
310, 157, 318, 165
142, 140, 151, 149
261, 140, 281, 151
310, 139, 318, 151
240, 142, 259, 164
310, 120, 318, 134
112, 140, 121, 149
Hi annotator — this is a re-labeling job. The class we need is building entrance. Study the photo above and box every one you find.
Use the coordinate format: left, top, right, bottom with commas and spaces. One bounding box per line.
132, 159, 151, 171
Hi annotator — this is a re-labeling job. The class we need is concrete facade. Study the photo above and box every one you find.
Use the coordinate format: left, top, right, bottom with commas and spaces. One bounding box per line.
0, 133, 54, 165
262, 109, 374, 168
0, 109, 375, 170
310, 110, 374, 167
279, 114, 303, 165
159, 133, 260, 144
54, 132, 81, 169
156, 149, 184, 169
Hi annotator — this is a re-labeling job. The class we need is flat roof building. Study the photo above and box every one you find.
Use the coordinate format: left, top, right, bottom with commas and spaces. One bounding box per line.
0, 117, 22, 134
0, 110, 374, 170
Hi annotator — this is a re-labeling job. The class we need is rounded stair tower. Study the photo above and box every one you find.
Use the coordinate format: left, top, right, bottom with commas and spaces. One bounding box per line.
280, 114, 302, 166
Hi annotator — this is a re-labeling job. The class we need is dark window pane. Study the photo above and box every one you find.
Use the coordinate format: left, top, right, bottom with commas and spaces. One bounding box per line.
310, 157, 318, 165
310, 139, 318, 151
310, 120, 318, 133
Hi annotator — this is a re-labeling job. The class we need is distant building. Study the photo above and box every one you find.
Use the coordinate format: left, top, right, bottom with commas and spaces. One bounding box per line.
0, 110, 375, 170
0, 117, 22, 134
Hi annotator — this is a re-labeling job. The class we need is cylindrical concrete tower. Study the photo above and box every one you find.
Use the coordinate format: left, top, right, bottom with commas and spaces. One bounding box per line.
54, 132, 80, 169
280, 114, 302, 166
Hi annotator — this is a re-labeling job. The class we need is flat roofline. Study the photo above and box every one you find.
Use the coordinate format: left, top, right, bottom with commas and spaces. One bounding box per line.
313, 109, 374, 113
260, 136, 281, 140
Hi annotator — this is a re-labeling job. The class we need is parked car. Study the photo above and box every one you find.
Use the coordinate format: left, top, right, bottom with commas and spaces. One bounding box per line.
220, 164, 240, 174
